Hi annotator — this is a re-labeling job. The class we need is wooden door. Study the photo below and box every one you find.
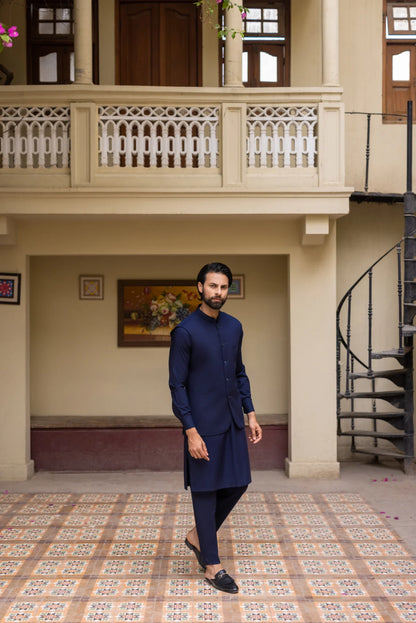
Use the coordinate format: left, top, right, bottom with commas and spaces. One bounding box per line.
118, 0, 201, 86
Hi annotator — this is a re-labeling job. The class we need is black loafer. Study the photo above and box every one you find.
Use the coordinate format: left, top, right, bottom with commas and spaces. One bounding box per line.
185, 538, 206, 570
205, 569, 239, 594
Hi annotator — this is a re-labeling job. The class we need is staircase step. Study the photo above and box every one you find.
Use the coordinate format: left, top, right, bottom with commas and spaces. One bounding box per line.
349, 369, 408, 386
338, 411, 406, 430
352, 448, 413, 460
338, 390, 405, 408
372, 348, 411, 363
402, 324, 416, 336
339, 411, 405, 420
339, 430, 409, 440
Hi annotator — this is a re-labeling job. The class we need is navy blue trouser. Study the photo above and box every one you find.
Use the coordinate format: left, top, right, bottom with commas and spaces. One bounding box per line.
191, 485, 248, 566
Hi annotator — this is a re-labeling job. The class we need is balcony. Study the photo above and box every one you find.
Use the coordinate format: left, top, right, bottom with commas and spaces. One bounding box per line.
0, 85, 349, 217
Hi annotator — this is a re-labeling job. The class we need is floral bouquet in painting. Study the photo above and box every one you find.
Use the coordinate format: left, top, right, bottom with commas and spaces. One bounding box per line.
120, 282, 200, 344
131, 290, 194, 331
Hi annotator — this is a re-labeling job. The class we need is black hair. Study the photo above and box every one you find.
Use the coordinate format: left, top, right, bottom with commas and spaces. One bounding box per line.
197, 262, 233, 287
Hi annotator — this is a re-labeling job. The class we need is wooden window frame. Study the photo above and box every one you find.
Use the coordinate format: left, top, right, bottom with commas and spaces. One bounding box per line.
26, 0, 99, 85
383, 0, 416, 123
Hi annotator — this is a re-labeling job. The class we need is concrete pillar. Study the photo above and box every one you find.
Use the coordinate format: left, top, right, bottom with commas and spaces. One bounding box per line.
0, 247, 34, 480
74, 0, 93, 84
322, 0, 339, 86
224, 6, 243, 87
285, 222, 340, 478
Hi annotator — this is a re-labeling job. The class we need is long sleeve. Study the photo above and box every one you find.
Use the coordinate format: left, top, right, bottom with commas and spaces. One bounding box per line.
235, 330, 255, 414
169, 326, 195, 430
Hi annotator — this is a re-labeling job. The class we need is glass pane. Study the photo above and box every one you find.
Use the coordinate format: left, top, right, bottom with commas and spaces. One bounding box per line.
411, 8, 416, 17
39, 22, 54, 35
264, 22, 278, 33
260, 51, 277, 82
39, 52, 58, 82
70, 52, 74, 82
56, 22, 71, 34
411, 19, 416, 30
56, 9, 72, 21
392, 50, 410, 80
242, 51, 248, 82
394, 19, 410, 30
392, 7, 408, 18
39, 8, 54, 20
246, 8, 261, 19
263, 9, 277, 20
246, 21, 261, 33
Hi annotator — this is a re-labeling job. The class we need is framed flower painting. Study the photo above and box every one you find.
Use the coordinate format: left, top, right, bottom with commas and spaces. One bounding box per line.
118, 280, 199, 346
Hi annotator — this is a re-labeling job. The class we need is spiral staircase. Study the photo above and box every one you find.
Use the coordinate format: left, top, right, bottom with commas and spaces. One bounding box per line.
337, 193, 415, 472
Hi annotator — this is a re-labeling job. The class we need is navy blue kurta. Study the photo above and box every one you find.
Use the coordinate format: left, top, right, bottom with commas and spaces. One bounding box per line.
169, 306, 254, 491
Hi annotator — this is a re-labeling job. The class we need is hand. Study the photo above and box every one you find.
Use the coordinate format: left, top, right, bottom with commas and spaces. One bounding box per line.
247, 412, 262, 444
186, 427, 209, 460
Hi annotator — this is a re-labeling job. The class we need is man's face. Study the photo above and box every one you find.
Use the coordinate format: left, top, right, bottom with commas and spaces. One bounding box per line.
198, 272, 229, 310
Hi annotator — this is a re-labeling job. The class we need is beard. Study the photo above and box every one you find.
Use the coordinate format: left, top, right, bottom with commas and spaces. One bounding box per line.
200, 289, 227, 310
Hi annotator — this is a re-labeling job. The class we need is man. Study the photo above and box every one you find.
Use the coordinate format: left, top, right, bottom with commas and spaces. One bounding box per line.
169, 262, 262, 594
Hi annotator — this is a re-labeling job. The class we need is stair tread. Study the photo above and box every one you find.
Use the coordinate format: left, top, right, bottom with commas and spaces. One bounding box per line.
339, 430, 408, 439
349, 369, 408, 379
402, 324, 416, 332
340, 390, 405, 397
353, 448, 412, 459
339, 411, 405, 418
372, 348, 411, 359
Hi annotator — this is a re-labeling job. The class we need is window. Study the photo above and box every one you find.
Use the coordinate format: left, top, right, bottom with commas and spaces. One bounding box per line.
221, 0, 289, 87
384, 1, 416, 121
26, 0, 99, 85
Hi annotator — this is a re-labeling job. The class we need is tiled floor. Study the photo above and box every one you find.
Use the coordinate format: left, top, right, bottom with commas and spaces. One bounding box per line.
1, 489, 416, 622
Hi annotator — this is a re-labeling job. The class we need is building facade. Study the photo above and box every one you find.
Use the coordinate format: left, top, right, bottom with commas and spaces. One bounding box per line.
0, 0, 412, 480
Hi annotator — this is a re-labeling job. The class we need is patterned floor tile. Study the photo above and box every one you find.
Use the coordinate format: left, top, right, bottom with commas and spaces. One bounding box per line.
0, 491, 415, 622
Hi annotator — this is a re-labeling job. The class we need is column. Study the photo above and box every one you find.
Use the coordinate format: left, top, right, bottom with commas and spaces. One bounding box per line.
0, 246, 34, 480
285, 223, 340, 478
74, 0, 93, 84
322, 0, 339, 86
224, 6, 243, 87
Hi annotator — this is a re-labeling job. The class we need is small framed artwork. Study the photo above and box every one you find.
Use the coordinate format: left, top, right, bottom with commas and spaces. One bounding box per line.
228, 274, 244, 299
118, 280, 200, 346
0, 273, 21, 305
79, 275, 104, 300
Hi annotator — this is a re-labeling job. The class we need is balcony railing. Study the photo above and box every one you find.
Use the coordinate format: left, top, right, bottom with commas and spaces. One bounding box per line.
0, 85, 345, 193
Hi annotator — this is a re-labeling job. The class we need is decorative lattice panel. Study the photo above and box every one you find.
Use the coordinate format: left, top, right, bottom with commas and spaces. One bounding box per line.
0, 107, 70, 169
247, 106, 318, 168
98, 106, 219, 168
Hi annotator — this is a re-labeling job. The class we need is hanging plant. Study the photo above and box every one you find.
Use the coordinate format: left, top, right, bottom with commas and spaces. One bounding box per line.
194, 0, 247, 38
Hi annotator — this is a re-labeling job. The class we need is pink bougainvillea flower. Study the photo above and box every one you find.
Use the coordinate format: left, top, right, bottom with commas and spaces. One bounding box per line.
394, 517, 399, 520
241, 11, 247, 18
8, 26, 19, 37
216, 0, 222, 3
0, 24, 6, 35
2, 40, 12, 48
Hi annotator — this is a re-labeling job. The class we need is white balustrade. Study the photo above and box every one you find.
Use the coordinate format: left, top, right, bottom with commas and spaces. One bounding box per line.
247, 106, 317, 169
98, 106, 219, 168
0, 107, 70, 169
0, 103, 319, 174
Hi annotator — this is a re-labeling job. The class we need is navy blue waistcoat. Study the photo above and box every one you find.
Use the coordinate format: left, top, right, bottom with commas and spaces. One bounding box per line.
168, 306, 254, 436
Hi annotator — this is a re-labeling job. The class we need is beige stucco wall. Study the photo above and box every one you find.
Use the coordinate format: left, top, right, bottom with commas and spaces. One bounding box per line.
340, 0, 416, 194
336, 201, 408, 459
291, 0, 321, 87
30, 253, 288, 418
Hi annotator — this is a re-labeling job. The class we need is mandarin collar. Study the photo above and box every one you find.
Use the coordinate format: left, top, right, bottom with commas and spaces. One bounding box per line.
196, 305, 221, 323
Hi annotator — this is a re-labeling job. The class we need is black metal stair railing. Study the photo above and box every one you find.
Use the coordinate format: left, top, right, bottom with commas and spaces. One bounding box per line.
337, 236, 415, 471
